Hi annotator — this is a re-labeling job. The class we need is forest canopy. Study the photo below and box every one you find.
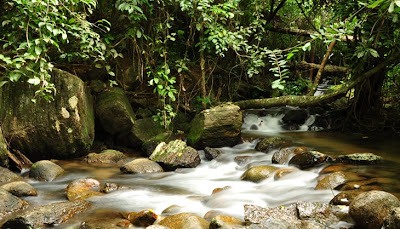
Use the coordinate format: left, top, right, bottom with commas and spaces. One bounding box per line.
0, 0, 399, 128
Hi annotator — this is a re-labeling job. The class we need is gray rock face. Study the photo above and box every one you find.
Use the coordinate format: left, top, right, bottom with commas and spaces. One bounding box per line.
0, 68, 95, 161
1, 181, 37, 197
187, 103, 242, 149
150, 140, 201, 170
349, 190, 400, 229
289, 151, 330, 169
3, 200, 91, 229
335, 153, 382, 164
95, 87, 135, 135
29, 160, 64, 182
0, 188, 29, 220
0, 167, 23, 185
84, 149, 127, 164
120, 158, 164, 174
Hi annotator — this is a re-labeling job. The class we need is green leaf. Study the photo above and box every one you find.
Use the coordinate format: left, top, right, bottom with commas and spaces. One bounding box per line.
0, 81, 8, 88
196, 23, 203, 31
9, 72, 21, 82
27, 77, 41, 85
369, 49, 380, 58
35, 46, 42, 55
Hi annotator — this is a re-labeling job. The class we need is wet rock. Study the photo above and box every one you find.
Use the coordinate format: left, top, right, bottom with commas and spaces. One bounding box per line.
80, 209, 129, 229
100, 182, 127, 193
146, 225, 170, 229
282, 109, 309, 125
209, 215, 244, 229
3, 199, 90, 229
0, 127, 9, 167
120, 158, 164, 174
84, 149, 127, 164
234, 156, 251, 165
162, 205, 183, 215
187, 103, 242, 149
125, 209, 157, 227
335, 153, 382, 164
272, 147, 293, 164
0, 68, 95, 160
274, 168, 298, 180
319, 164, 353, 174
1, 181, 37, 197
89, 80, 106, 94
212, 186, 231, 194
240, 165, 279, 183
383, 207, 400, 229
289, 151, 330, 170
0, 188, 29, 220
0, 166, 23, 185
255, 137, 291, 153
204, 210, 225, 221
95, 87, 135, 136
158, 213, 209, 229
125, 117, 166, 149
349, 190, 400, 229
296, 202, 349, 226
315, 171, 364, 190
293, 146, 308, 154
29, 160, 64, 182
330, 190, 365, 205
66, 178, 103, 201
150, 140, 201, 170
204, 147, 222, 161
142, 131, 173, 156
244, 204, 298, 224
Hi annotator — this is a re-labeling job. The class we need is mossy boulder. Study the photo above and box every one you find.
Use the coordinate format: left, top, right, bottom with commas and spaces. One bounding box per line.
335, 153, 382, 164
84, 149, 127, 164
0, 68, 95, 161
95, 87, 135, 135
187, 103, 242, 149
150, 140, 201, 170
0, 127, 9, 167
124, 117, 166, 149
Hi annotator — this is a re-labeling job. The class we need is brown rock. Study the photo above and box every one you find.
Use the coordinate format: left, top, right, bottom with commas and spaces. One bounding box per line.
330, 190, 365, 205
1, 181, 37, 197
209, 215, 244, 229
66, 178, 103, 200
159, 213, 209, 229
240, 165, 279, 183
293, 146, 308, 154
289, 151, 330, 170
315, 171, 364, 190
274, 168, 298, 180
84, 149, 127, 164
126, 209, 157, 227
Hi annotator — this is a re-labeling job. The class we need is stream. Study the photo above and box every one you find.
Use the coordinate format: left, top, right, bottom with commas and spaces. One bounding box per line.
21, 109, 400, 228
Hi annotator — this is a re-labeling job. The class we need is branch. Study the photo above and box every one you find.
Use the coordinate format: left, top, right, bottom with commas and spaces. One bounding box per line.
269, 26, 354, 41
294, 61, 350, 73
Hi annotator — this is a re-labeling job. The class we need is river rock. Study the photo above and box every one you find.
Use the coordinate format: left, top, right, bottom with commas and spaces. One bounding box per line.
3, 199, 90, 229
80, 210, 130, 229
330, 190, 365, 205
120, 158, 164, 174
0, 188, 29, 220
1, 181, 37, 197
0, 127, 9, 167
100, 182, 127, 193
187, 103, 242, 149
255, 137, 291, 153
383, 207, 400, 229
142, 131, 173, 156
247, 218, 327, 229
95, 87, 135, 136
209, 215, 244, 229
240, 165, 279, 183
158, 213, 209, 229
150, 140, 201, 170
349, 190, 400, 229
293, 146, 308, 154
0, 68, 95, 160
244, 204, 298, 224
0, 166, 23, 185
66, 178, 103, 201
272, 147, 293, 164
289, 151, 330, 169
125, 209, 157, 227
274, 168, 298, 180
296, 201, 349, 225
29, 160, 64, 181
204, 147, 222, 161
335, 153, 382, 164
84, 149, 127, 164
146, 225, 170, 229
315, 171, 364, 190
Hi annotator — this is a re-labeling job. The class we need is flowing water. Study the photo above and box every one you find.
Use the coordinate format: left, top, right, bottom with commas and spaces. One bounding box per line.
20, 108, 400, 228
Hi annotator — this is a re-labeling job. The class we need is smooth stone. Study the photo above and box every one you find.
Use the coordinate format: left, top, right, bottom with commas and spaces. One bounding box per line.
125, 209, 158, 227
274, 168, 298, 180
240, 165, 279, 183
0, 166, 23, 185
204, 147, 222, 161
255, 137, 291, 153
158, 213, 209, 229
289, 151, 330, 170
120, 158, 164, 174
29, 160, 64, 182
315, 171, 365, 190
1, 181, 37, 197
330, 190, 365, 205
209, 215, 244, 229
84, 149, 127, 164
66, 178, 103, 201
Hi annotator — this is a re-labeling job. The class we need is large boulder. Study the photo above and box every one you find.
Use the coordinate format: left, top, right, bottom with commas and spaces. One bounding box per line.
150, 140, 201, 170
95, 87, 135, 136
0, 127, 9, 167
187, 103, 242, 149
124, 117, 166, 149
29, 160, 64, 182
0, 188, 29, 220
0, 68, 95, 160
383, 207, 400, 229
3, 200, 91, 229
158, 213, 209, 229
349, 190, 400, 229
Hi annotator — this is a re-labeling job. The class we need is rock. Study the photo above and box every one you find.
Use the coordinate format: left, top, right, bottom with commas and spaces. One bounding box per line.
162, 205, 183, 215
142, 131, 173, 156
100, 182, 127, 193
247, 218, 327, 229
293, 146, 308, 154
335, 153, 382, 164
95, 87, 135, 135
0, 68, 95, 160
204, 147, 222, 161
1, 181, 37, 197
0, 166, 23, 185
272, 147, 293, 164
255, 137, 291, 153
158, 213, 209, 229
241, 165, 279, 183
296, 202, 349, 226
209, 215, 244, 229
89, 80, 106, 94
0, 188, 29, 220
315, 171, 364, 190
29, 160, 64, 181
187, 103, 242, 149
125, 209, 158, 227
80, 209, 129, 229
146, 225, 170, 229
150, 140, 201, 170
289, 151, 330, 169
66, 178, 103, 201
244, 204, 298, 224
274, 168, 298, 180
84, 149, 127, 164
282, 109, 309, 124
330, 190, 365, 205
172, 112, 193, 134
120, 158, 164, 174
383, 207, 400, 229
3, 200, 90, 229
349, 190, 400, 229
234, 156, 251, 165
212, 186, 231, 194
0, 127, 9, 167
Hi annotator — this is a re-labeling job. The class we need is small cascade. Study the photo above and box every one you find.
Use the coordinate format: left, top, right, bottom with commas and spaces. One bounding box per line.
314, 78, 331, 96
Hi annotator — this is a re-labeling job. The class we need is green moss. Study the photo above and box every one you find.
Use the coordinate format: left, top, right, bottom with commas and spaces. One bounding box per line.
187, 114, 205, 147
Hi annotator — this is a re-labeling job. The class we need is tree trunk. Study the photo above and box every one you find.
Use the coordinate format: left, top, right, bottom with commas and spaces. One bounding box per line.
200, 28, 207, 110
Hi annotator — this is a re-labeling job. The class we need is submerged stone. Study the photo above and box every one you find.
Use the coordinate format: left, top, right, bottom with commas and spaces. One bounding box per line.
335, 153, 383, 164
